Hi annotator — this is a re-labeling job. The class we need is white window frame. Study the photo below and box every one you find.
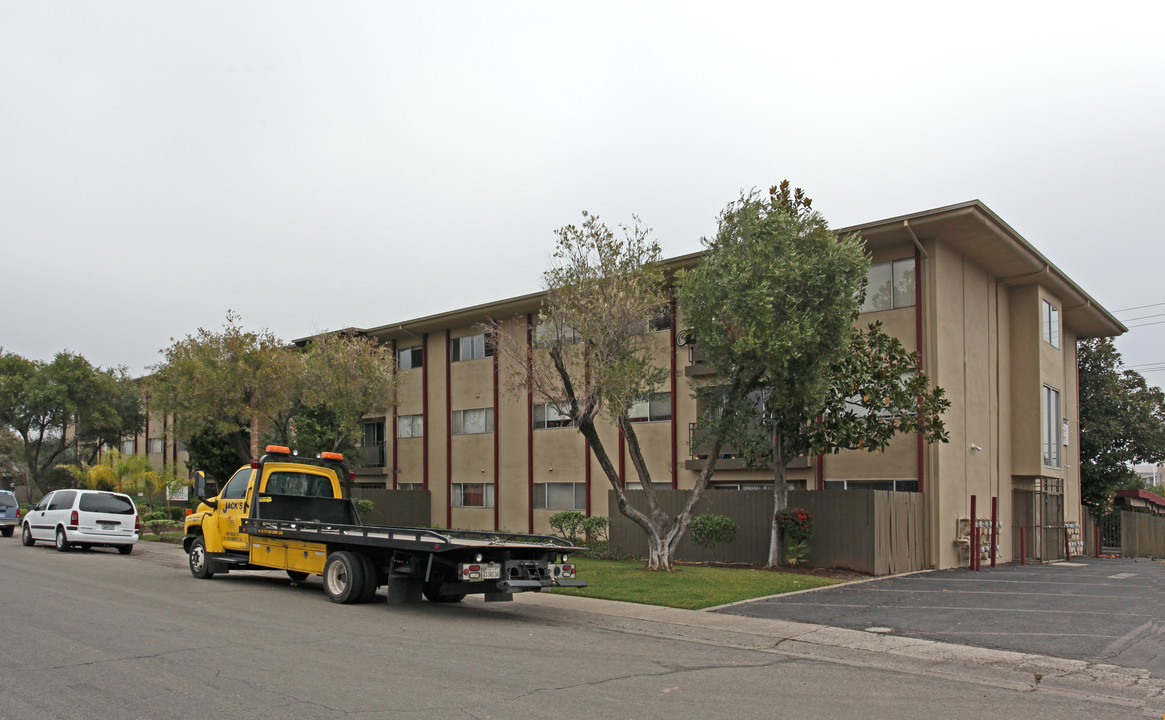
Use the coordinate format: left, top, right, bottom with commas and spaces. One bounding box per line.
396, 414, 424, 439
120, 438, 135, 455
534, 321, 582, 348
1043, 385, 1061, 468
451, 407, 495, 435
628, 392, 672, 423
860, 257, 916, 314
532, 482, 587, 510
533, 402, 574, 429
451, 483, 495, 508
397, 345, 423, 370
1041, 300, 1061, 349
147, 438, 164, 454
450, 333, 493, 362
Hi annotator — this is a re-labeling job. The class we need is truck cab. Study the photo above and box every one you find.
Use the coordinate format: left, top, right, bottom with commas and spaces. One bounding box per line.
183, 446, 350, 577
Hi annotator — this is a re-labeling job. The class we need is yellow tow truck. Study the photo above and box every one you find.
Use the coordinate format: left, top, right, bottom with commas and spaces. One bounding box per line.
183, 446, 584, 605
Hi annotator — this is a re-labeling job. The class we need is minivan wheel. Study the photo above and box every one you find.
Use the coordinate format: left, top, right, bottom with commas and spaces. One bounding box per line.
21, 524, 34, 546
117, 544, 133, 555
55, 527, 71, 552
1, 526, 13, 537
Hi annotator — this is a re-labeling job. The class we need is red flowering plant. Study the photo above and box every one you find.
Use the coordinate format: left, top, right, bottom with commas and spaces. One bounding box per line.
776, 507, 813, 565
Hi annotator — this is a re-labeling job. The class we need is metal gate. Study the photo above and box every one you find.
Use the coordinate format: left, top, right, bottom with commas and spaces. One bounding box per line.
1098, 512, 1122, 555
1012, 478, 1065, 563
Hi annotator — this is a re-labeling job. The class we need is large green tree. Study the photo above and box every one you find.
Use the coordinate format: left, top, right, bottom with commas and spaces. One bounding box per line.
498, 211, 685, 570
152, 315, 396, 466
1078, 337, 1165, 515
679, 183, 948, 567
0, 350, 145, 497
151, 312, 295, 463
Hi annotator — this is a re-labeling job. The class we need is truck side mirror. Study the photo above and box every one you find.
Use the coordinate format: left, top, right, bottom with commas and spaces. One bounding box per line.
193, 470, 216, 502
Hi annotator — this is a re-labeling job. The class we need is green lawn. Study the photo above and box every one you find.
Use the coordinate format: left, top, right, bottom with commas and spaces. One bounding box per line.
552, 558, 840, 610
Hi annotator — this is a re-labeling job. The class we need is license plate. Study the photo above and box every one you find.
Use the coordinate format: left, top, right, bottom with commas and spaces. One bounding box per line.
482, 565, 500, 580
100, 522, 115, 530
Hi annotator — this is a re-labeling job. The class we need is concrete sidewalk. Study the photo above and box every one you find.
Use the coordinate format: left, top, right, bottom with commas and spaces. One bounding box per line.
513, 589, 1165, 715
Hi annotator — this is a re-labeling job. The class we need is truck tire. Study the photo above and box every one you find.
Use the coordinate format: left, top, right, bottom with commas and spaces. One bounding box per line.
323, 551, 366, 604
422, 580, 466, 604
356, 554, 379, 603
188, 537, 216, 579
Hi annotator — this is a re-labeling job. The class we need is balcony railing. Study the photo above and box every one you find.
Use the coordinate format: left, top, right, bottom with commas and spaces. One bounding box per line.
355, 442, 386, 468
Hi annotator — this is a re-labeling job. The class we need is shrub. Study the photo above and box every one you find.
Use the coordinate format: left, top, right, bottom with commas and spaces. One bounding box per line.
549, 511, 586, 545
689, 514, 737, 561
354, 498, 374, 515
581, 515, 610, 559
776, 507, 813, 565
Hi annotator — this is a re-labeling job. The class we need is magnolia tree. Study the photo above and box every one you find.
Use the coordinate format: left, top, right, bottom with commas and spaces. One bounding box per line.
1078, 337, 1165, 515
495, 211, 692, 571
679, 183, 949, 567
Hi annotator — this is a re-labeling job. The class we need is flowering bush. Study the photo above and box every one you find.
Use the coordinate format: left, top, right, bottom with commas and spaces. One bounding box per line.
776, 507, 812, 544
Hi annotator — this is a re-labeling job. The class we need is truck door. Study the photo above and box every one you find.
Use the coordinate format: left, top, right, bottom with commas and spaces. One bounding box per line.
217, 466, 254, 553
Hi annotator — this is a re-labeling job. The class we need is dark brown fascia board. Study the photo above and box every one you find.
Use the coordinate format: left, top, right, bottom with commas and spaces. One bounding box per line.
309, 201, 1123, 344
838, 200, 1126, 340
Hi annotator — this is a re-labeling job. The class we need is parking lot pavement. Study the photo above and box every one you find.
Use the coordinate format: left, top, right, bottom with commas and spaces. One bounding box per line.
715, 555, 1165, 678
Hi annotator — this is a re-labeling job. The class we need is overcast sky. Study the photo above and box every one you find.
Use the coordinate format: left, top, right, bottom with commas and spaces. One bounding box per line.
2, 2, 1163, 383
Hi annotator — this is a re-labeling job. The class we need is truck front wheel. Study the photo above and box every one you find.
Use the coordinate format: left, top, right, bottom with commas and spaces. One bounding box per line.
188, 537, 216, 579
323, 551, 366, 604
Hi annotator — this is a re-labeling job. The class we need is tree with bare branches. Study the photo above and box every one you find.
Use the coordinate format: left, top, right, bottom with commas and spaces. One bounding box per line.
495, 212, 691, 571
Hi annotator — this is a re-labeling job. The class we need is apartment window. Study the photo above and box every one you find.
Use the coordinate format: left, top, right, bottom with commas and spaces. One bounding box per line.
451, 483, 494, 508
176, 441, 187, 453
1043, 385, 1061, 468
533, 482, 587, 510
534, 321, 582, 348
147, 438, 164, 454
450, 333, 493, 362
648, 306, 672, 332
533, 402, 573, 429
1041, 300, 1060, 348
624, 482, 670, 490
397, 483, 424, 491
823, 479, 920, 492
120, 438, 135, 455
713, 482, 771, 491
362, 420, 386, 467
397, 345, 423, 370
397, 414, 424, 439
629, 392, 672, 423
451, 407, 494, 435
861, 257, 916, 313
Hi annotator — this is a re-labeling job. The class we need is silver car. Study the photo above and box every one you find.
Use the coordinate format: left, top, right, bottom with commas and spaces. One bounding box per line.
0, 490, 18, 537
21, 489, 139, 554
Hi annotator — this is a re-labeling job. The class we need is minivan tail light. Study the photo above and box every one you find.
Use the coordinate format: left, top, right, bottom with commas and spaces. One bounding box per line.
70, 510, 78, 526
135, 516, 140, 533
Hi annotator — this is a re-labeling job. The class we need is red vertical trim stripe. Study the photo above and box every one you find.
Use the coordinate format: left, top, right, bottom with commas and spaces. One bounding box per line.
445, 329, 452, 529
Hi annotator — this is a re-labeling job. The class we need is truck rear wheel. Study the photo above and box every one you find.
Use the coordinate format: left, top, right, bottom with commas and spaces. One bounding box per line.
356, 554, 379, 603
323, 551, 366, 604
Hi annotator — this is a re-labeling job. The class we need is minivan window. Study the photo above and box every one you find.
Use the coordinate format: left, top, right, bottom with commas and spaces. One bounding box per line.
48, 490, 76, 511
221, 468, 253, 500
0, 494, 16, 508
34, 494, 52, 512
79, 493, 135, 514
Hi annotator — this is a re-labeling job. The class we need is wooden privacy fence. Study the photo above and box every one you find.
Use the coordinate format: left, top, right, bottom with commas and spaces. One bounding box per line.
349, 489, 432, 528
607, 489, 926, 576
1082, 511, 1165, 558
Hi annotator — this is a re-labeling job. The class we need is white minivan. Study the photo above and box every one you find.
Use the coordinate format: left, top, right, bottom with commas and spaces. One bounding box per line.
21, 489, 139, 554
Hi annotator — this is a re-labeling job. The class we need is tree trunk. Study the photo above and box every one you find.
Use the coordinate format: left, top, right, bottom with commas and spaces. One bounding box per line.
767, 427, 788, 568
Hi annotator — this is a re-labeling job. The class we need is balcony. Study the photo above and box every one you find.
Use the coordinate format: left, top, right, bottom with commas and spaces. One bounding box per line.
354, 442, 386, 472
685, 423, 809, 472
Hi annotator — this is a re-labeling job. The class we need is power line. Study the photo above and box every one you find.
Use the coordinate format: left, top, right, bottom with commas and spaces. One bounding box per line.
1125, 319, 1165, 329
1122, 312, 1165, 323
1113, 301, 1165, 313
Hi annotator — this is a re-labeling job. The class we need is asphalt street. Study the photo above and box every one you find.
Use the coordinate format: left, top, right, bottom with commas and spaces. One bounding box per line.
2, 540, 1163, 719
717, 555, 1165, 678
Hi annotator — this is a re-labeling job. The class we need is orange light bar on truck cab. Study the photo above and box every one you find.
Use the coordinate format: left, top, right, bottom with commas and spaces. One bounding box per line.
319, 451, 344, 461
265, 445, 291, 455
